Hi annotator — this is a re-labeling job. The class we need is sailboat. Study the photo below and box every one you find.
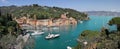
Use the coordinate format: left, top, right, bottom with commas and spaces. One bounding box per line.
31, 15, 44, 35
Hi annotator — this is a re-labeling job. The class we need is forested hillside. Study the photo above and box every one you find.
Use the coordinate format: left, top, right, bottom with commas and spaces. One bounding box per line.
0, 4, 88, 20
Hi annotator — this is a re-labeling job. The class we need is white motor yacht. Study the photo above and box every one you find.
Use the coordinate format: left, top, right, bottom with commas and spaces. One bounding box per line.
45, 33, 60, 39
67, 46, 72, 49
31, 31, 44, 35
78, 20, 83, 23
80, 21, 83, 23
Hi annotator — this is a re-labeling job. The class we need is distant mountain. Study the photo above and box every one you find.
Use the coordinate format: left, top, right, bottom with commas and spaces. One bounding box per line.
85, 11, 120, 16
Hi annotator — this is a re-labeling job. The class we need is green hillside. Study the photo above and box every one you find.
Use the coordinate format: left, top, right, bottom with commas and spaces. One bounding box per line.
0, 4, 88, 20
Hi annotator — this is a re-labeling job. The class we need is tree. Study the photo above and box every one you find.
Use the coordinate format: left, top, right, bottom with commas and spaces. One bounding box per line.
0, 26, 5, 38
7, 13, 13, 21
0, 26, 4, 32
7, 26, 14, 35
0, 9, 1, 16
0, 18, 4, 25
109, 17, 120, 31
32, 4, 39, 7
101, 27, 109, 37
7, 21, 17, 27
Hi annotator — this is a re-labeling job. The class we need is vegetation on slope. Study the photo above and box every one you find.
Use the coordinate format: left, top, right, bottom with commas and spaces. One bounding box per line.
74, 30, 100, 49
74, 17, 120, 49
0, 4, 88, 20
0, 13, 21, 37
80, 30, 100, 39
109, 17, 120, 31
0, 12, 22, 49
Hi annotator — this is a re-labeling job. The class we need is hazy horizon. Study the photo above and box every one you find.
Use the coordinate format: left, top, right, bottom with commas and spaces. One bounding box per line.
0, 0, 120, 12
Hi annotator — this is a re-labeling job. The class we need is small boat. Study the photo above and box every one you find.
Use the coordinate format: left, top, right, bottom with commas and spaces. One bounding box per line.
45, 33, 60, 39
78, 20, 83, 23
67, 46, 72, 49
80, 21, 83, 23
31, 31, 44, 35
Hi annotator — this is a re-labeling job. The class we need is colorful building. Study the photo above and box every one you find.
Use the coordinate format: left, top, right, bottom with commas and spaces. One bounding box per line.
15, 13, 77, 28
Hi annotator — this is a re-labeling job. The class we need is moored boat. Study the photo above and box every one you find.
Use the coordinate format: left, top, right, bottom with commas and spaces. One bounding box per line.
78, 20, 83, 23
45, 33, 60, 39
80, 21, 83, 23
67, 46, 72, 49
31, 31, 44, 35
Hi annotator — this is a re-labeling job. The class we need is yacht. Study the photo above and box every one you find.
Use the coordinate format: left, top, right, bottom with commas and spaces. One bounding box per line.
80, 21, 83, 23
78, 20, 83, 23
67, 46, 72, 49
31, 30, 44, 35
45, 33, 60, 39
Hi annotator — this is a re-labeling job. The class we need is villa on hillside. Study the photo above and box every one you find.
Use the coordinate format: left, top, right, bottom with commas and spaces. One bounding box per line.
14, 13, 77, 28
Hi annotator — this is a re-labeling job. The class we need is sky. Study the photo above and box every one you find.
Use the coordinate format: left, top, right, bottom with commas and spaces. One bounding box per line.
0, 0, 120, 12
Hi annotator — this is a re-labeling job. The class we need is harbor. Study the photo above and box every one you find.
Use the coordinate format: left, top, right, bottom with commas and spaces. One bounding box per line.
23, 16, 116, 49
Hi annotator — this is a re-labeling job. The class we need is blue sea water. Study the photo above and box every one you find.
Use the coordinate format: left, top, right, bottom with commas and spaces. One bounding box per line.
32, 16, 116, 49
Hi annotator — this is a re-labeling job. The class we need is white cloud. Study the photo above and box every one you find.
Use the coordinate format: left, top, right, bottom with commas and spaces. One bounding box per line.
0, 0, 9, 4
1, 0, 7, 2
0, 0, 13, 5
